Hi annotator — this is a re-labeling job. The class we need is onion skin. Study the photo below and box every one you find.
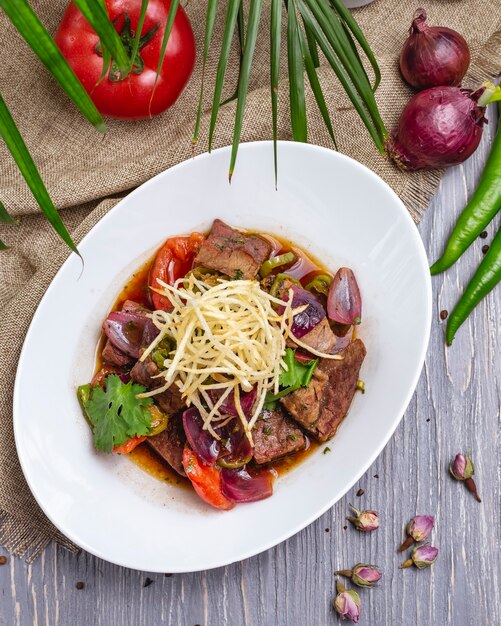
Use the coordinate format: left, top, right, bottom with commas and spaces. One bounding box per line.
387, 87, 486, 171
400, 9, 470, 89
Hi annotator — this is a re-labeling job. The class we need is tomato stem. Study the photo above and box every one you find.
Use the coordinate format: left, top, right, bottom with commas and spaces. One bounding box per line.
94, 12, 159, 82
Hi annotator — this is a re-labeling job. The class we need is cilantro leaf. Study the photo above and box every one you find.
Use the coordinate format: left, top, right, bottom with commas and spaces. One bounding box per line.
83, 374, 153, 453
264, 349, 318, 409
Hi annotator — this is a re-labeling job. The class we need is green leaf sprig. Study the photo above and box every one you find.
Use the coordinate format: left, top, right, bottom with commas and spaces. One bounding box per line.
264, 348, 318, 408
82, 374, 153, 452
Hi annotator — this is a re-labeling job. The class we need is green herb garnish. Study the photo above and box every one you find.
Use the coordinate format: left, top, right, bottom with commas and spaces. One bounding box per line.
264, 348, 318, 408
81, 374, 153, 453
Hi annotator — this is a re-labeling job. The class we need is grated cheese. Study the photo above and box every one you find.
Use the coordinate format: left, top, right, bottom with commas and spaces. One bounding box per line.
139, 274, 341, 443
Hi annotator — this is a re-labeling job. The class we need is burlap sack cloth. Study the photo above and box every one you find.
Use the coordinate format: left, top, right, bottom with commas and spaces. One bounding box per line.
0, 0, 499, 560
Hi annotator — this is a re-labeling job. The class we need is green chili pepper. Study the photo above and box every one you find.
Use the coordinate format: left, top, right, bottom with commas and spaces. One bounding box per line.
269, 273, 301, 298
446, 224, 501, 345
151, 337, 173, 369
259, 251, 297, 278
431, 102, 501, 275
305, 273, 333, 295
77, 384, 93, 428
217, 454, 252, 469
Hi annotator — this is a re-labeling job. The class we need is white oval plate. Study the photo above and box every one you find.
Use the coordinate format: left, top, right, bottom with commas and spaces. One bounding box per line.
14, 141, 431, 573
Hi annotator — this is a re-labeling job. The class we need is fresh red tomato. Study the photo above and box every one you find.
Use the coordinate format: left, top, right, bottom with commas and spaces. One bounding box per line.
55, 0, 196, 120
182, 446, 235, 511
149, 233, 204, 310
113, 435, 147, 454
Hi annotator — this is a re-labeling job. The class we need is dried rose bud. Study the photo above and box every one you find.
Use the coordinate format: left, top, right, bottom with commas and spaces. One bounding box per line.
333, 580, 361, 623
400, 544, 439, 569
346, 504, 379, 532
450, 452, 481, 502
336, 563, 383, 588
398, 515, 435, 551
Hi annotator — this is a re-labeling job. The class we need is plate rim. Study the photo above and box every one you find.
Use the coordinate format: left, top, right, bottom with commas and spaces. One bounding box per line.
13, 140, 432, 572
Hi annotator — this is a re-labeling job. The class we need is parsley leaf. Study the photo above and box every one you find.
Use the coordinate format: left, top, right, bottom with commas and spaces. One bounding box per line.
264, 349, 318, 409
83, 374, 153, 453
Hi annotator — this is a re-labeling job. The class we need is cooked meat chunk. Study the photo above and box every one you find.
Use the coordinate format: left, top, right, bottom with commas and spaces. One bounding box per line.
130, 355, 185, 414
280, 339, 366, 442
193, 219, 272, 280
253, 405, 306, 464
147, 413, 186, 476
296, 318, 338, 354
101, 339, 133, 367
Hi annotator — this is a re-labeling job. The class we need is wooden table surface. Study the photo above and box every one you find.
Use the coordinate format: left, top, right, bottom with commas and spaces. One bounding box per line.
1, 111, 500, 626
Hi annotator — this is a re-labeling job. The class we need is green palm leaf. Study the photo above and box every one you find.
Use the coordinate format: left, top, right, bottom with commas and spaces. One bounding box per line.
229, 0, 263, 179
297, 0, 385, 152
0, 93, 77, 254
208, 0, 241, 151
0, 0, 106, 132
299, 26, 336, 148
311, 0, 385, 140
328, 0, 381, 90
287, 0, 307, 143
193, 0, 219, 145
129, 0, 149, 75
220, 3, 245, 107
152, 0, 181, 102
73, 0, 130, 76
270, 0, 282, 185
303, 21, 320, 68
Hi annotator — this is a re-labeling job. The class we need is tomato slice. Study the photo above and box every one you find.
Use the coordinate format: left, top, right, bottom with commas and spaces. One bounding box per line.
182, 446, 235, 510
149, 233, 204, 310
113, 435, 147, 454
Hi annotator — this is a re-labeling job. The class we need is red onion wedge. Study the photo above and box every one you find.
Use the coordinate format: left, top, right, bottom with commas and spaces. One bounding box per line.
221, 466, 277, 503
327, 268, 362, 325
208, 387, 257, 418
279, 284, 326, 338
183, 408, 220, 466
103, 312, 158, 359
216, 418, 253, 469
387, 86, 487, 171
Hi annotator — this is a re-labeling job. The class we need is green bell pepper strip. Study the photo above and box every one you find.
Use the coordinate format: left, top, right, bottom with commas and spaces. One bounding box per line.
431, 101, 501, 275
269, 273, 301, 298
305, 273, 332, 295
77, 384, 93, 428
446, 224, 501, 345
259, 252, 297, 277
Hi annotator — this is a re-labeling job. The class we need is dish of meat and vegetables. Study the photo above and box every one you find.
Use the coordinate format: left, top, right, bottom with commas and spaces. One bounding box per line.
78, 218, 366, 510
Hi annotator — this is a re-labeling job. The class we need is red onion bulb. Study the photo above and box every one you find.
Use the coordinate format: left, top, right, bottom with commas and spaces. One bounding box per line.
387, 86, 487, 171
400, 9, 470, 89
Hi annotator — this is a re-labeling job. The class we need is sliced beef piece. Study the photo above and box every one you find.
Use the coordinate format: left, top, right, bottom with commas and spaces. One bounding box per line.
193, 219, 272, 280
253, 405, 306, 464
280, 339, 366, 442
130, 355, 185, 414
295, 318, 338, 354
101, 339, 133, 367
147, 413, 186, 476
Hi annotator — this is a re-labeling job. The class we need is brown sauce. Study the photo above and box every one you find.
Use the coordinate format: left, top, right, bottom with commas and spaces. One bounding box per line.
94, 229, 340, 487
